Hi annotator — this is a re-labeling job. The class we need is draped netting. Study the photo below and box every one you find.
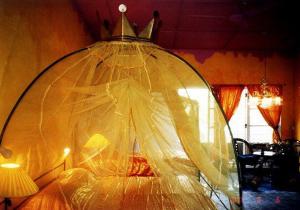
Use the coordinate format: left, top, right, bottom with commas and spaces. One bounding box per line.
0, 41, 240, 209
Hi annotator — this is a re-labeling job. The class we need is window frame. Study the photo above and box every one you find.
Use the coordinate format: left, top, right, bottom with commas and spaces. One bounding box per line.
229, 87, 279, 144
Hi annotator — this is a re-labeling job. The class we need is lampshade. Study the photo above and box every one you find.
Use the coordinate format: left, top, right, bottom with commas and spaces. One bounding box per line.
84, 134, 110, 150
0, 163, 38, 197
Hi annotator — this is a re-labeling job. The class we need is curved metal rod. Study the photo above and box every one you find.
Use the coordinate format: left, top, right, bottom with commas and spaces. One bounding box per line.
0, 42, 242, 208
156, 48, 243, 209
0, 42, 154, 146
0, 47, 88, 145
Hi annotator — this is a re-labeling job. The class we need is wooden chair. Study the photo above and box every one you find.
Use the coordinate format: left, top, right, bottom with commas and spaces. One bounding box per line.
271, 139, 300, 188
233, 138, 261, 187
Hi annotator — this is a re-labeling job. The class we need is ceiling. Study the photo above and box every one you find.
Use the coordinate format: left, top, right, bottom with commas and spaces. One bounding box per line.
74, 0, 299, 52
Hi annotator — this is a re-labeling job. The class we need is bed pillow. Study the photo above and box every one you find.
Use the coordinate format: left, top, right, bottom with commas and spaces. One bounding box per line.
127, 155, 155, 177
58, 168, 96, 189
79, 149, 155, 177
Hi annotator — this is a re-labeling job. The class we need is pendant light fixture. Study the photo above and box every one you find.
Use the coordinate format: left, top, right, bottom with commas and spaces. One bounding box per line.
251, 56, 282, 108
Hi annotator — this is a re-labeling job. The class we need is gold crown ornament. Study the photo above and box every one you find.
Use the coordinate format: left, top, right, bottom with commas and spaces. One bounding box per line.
100, 4, 160, 41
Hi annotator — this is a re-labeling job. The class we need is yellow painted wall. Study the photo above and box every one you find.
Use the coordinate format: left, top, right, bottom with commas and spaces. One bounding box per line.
0, 0, 93, 131
295, 56, 300, 139
176, 50, 295, 139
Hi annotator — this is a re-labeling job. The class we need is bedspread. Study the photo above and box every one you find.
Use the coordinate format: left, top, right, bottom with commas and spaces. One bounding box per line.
19, 168, 216, 210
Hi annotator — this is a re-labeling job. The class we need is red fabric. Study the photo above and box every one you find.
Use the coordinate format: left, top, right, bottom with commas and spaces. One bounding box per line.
212, 85, 244, 120
127, 155, 154, 177
247, 85, 283, 143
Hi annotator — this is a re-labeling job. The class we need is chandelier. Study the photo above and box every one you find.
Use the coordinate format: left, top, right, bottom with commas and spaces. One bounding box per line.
251, 57, 282, 108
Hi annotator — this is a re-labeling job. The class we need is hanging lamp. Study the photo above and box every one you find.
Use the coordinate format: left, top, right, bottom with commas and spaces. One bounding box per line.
251, 56, 282, 108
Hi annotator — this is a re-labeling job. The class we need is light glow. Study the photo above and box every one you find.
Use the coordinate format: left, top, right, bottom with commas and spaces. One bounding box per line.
84, 134, 110, 150
178, 88, 214, 143
118, 4, 127, 13
251, 96, 282, 108
64, 147, 71, 156
261, 97, 272, 108
249, 96, 259, 106
274, 96, 282, 105
0, 163, 20, 169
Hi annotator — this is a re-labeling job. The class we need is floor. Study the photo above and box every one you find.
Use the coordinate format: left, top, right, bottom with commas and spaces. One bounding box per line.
242, 190, 300, 210
202, 169, 300, 210
241, 170, 300, 210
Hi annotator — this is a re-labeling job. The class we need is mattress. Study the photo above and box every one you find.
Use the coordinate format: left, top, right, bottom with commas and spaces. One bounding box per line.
19, 168, 216, 210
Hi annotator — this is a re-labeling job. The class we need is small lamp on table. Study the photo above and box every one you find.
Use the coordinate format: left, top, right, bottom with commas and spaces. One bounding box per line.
0, 163, 38, 210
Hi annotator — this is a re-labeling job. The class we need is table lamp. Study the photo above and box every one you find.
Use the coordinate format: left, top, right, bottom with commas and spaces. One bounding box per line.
0, 163, 38, 210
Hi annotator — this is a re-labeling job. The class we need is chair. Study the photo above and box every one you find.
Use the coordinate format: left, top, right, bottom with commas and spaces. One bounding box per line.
293, 141, 300, 172
271, 139, 300, 189
233, 138, 261, 187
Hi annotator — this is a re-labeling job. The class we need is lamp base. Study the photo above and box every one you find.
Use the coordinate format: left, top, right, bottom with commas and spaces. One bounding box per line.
4, 198, 11, 210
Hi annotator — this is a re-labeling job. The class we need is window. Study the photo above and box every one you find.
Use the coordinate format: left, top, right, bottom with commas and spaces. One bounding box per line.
229, 88, 277, 143
178, 88, 215, 143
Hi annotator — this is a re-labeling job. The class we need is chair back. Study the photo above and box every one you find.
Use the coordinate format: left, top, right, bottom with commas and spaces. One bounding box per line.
233, 138, 253, 156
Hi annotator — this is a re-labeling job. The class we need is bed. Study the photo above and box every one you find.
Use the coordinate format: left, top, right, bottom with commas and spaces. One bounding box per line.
0, 20, 240, 210
18, 159, 217, 210
18, 168, 217, 210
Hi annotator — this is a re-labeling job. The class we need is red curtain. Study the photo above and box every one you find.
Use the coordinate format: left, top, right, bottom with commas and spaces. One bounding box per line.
247, 85, 283, 143
211, 85, 244, 163
212, 85, 244, 121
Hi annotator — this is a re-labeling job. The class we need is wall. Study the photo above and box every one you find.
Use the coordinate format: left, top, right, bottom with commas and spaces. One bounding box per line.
0, 0, 93, 132
0, 0, 92, 207
176, 50, 295, 140
295, 55, 300, 139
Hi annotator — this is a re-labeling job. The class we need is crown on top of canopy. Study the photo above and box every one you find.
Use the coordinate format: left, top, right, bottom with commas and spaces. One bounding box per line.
100, 4, 160, 41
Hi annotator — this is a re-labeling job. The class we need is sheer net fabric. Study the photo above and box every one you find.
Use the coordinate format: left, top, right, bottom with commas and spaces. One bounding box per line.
1, 41, 239, 209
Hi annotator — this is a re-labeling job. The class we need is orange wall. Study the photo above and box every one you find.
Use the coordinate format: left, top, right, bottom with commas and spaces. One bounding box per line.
295, 56, 300, 139
176, 50, 295, 139
0, 0, 93, 131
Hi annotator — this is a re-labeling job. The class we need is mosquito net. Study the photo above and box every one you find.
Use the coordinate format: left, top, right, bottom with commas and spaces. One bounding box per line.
0, 40, 240, 209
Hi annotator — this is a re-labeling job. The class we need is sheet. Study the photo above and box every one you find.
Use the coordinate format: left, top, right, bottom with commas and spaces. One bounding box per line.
19, 168, 216, 210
